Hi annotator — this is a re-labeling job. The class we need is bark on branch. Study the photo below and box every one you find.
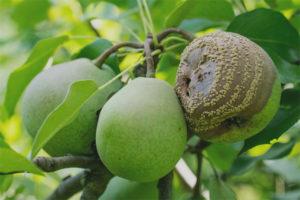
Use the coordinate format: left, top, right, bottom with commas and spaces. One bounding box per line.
46, 170, 87, 200
93, 41, 144, 68
145, 34, 155, 78
33, 155, 100, 172
93, 28, 195, 69
157, 28, 196, 42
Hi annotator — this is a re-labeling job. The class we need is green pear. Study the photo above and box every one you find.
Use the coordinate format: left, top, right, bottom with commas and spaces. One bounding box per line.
96, 77, 187, 182
99, 177, 158, 200
175, 32, 282, 143
22, 58, 121, 156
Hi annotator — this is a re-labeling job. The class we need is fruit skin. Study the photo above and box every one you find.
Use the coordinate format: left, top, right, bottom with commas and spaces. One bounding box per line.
96, 77, 187, 182
22, 58, 121, 156
175, 32, 281, 143
99, 177, 158, 200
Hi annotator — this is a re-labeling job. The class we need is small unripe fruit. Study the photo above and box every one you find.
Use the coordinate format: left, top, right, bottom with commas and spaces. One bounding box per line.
99, 177, 158, 200
175, 32, 281, 143
96, 78, 187, 182
22, 58, 121, 156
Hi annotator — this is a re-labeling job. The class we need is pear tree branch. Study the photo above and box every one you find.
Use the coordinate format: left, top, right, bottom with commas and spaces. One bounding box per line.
156, 28, 195, 42
93, 42, 144, 68
47, 170, 87, 200
33, 155, 100, 172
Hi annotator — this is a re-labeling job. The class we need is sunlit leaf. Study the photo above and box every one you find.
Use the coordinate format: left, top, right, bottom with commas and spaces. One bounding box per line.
0, 139, 43, 175
165, 0, 235, 28
4, 35, 69, 117
11, 0, 51, 28
31, 80, 98, 158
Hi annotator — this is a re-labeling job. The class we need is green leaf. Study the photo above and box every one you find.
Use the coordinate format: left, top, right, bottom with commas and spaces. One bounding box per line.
156, 52, 179, 86
264, 49, 300, 83
0, 175, 13, 194
290, 14, 300, 33
11, 0, 51, 28
31, 80, 98, 158
165, 0, 235, 28
0, 106, 8, 121
227, 8, 300, 63
3, 35, 69, 117
179, 18, 229, 33
227, 155, 256, 176
205, 144, 238, 172
241, 89, 300, 152
209, 176, 237, 200
229, 141, 295, 176
74, 38, 120, 74
259, 141, 295, 160
0, 139, 43, 175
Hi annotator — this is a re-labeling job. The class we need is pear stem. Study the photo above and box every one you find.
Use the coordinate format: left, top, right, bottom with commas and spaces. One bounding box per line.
158, 171, 174, 200
145, 34, 155, 78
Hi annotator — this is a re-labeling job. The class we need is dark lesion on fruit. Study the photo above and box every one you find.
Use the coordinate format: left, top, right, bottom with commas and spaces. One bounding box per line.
198, 74, 203, 82
224, 116, 244, 128
185, 78, 191, 96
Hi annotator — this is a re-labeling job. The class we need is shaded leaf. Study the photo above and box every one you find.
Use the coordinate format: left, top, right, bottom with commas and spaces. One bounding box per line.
227, 155, 256, 176
31, 80, 98, 158
227, 8, 300, 63
229, 141, 295, 176
290, 14, 300, 33
242, 89, 300, 152
156, 52, 179, 86
179, 18, 228, 33
205, 144, 238, 172
4, 35, 69, 116
165, 0, 235, 28
264, 49, 300, 83
209, 176, 237, 200
74, 38, 120, 74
